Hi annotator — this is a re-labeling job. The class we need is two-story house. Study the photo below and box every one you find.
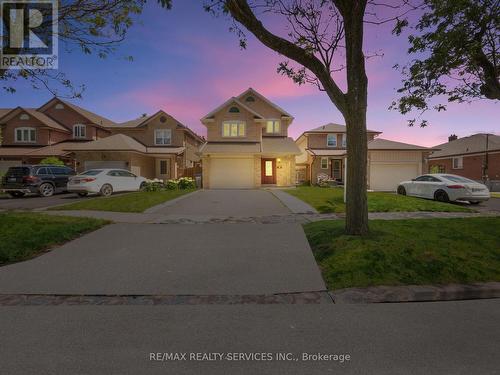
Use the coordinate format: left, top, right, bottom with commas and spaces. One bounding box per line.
199, 88, 301, 189
0, 98, 204, 178
296, 123, 433, 191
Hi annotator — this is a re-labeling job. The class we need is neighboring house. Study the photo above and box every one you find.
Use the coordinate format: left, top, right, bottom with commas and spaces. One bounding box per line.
0, 99, 204, 178
66, 110, 204, 179
199, 88, 301, 189
428, 134, 500, 190
0, 98, 113, 172
296, 123, 433, 191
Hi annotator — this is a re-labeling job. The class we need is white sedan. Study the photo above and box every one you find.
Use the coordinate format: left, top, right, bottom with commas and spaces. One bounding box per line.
67, 169, 147, 197
397, 174, 490, 204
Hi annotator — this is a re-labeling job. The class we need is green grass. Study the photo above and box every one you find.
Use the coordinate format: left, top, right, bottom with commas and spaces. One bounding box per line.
0, 213, 108, 265
285, 186, 471, 213
491, 192, 500, 198
304, 217, 500, 290
51, 189, 196, 213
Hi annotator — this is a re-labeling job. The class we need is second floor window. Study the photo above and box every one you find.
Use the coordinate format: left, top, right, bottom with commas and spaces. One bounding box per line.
15, 127, 36, 143
327, 134, 337, 147
155, 129, 172, 145
266, 120, 280, 134
73, 124, 86, 139
223, 121, 246, 137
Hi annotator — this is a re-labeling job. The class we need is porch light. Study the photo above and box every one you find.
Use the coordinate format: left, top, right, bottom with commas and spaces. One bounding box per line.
277, 158, 281, 162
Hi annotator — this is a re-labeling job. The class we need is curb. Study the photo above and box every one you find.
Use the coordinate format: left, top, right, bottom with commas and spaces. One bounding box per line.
330, 282, 500, 304
143, 189, 200, 214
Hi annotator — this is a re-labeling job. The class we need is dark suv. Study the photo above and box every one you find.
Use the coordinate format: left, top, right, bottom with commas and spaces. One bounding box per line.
1, 165, 76, 198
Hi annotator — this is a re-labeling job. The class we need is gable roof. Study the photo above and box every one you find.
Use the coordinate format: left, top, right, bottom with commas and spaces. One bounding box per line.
0, 108, 12, 118
0, 107, 70, 133
237, 88, 294, 118
368, 138, 432, 151
201, 97, 264, 122
307, 123, 382, 134
429, 133, 500, 159
38, 98, 116, 128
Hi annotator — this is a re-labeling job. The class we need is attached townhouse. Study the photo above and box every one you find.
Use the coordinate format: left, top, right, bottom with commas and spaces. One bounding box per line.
296, 123, 433, 191
199, 88, 301, 189
0, 98, 204, 179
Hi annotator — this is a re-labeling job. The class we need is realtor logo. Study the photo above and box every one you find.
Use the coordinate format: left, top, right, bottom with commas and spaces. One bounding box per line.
0, 0, 58, 69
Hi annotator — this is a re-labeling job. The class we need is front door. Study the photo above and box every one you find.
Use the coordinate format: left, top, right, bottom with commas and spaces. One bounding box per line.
331, 159, 342, 181
261, 158, 276, 184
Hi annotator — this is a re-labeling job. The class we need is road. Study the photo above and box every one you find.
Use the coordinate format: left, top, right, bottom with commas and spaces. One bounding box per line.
0, 192, 87, 210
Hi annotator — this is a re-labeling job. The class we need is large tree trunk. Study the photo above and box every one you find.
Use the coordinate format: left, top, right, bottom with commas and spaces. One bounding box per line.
342, 1, 369, 235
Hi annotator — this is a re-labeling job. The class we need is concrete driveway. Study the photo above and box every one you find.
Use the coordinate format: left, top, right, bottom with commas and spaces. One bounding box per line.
150, 189, 290, 216
0, 192, 86, 210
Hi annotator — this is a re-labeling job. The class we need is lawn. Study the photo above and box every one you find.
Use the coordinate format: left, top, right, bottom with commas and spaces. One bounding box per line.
304, 217, 500, 290
491, 192, 500, 198
51, 189, 196, 213
285, 186, 471, 213
0, 213, 108, 265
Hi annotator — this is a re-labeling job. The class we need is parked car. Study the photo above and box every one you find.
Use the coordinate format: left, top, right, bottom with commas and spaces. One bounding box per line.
397, 174, 490, 204
67, 169, 147, 197
1, 165, 76, 198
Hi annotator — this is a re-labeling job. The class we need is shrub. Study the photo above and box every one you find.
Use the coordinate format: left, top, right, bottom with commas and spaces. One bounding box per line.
40, 157, 65, 166
177, 177, 196, 190
166, 179, 179, 190
142, 181, 164, 192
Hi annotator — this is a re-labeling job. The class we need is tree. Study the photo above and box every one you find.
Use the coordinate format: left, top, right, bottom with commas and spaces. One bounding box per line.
204, 0, 412, 235
392, 0, 499, 126
39, 156, 65, 166
1, 0, 173, 97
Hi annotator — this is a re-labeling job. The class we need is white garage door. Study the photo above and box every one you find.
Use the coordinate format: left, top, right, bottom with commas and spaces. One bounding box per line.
370, 163, 419, 191
0, 160, 22, 173
84, 161, 127, 171
209, 158, 254, 189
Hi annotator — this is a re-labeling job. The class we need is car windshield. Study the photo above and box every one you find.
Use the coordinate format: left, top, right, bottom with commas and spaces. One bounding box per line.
80, 170, 103, 176
442, 175, 475, 183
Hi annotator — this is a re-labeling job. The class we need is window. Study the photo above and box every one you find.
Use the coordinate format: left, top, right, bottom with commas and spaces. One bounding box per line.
15, 127, 36, 143
155, 129, 172, 145
452, 157, 463, 169
81, 170, 103, 176
442, 175, 474, 183
222, 121, 246, 137
321, 157, 328, 169
19, 114, 30, 120
49, 167, 68, 175
342, 135, 347, 147
327, 134, 337, 147
73, 124, 86, 139
245, 96, 255, 102
36, 167, 50, 175
55, 103, 64, 110
160, 160, 170, 176
228, 106, 240, 113
415, 175, 431, 182
266, 120, 280, 134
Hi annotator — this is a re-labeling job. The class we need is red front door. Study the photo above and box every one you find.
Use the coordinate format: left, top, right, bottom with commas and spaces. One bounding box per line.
261, 158, 277, 184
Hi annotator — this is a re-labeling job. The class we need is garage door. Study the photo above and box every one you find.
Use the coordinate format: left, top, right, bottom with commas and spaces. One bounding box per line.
84, 161, 127, 171
0, 160, 22, 173
209, 158, 254, 189
370, 163, 419, 191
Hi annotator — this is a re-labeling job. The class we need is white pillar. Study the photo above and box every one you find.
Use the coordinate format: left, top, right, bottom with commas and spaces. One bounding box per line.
343, 157, 347, 203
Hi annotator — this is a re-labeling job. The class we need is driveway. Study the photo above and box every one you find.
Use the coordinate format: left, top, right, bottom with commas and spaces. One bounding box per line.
150, 189, 291, 217
0, 192, 86, 210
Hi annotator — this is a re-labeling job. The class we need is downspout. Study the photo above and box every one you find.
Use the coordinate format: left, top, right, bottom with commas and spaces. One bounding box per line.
483, 134, 489, 182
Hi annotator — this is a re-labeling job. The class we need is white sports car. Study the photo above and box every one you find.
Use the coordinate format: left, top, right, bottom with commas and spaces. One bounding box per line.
397, 174, 490, 204
67, 169, 147, 197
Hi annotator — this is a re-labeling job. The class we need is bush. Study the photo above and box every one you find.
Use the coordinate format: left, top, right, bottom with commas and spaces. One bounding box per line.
40, 157, 65, 166
142, 181, 164, 192
177, 177, 196, 190
166, 179, 179, 190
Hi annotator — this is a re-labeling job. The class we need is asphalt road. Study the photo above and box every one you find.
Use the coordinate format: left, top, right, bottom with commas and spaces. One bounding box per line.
1, 299, 499, 374
0, 192, 87, 210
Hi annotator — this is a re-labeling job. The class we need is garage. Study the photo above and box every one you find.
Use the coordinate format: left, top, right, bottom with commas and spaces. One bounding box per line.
370, 163, 419, 191
84, 161, 127, 171
208, 158, 255, 189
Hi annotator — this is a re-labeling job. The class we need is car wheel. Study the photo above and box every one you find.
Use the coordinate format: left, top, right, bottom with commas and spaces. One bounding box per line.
469, 201, 481, 205
39, 183, 55, 197
140, 182, 147, 191
100, 184, 113, 197
397, 186, 406, 195
434, 190, 450, 203
77, 192, 88, 197
8, 192, 25, 198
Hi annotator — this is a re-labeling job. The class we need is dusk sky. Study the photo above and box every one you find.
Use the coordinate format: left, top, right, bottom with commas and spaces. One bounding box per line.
1, 1, 498, 146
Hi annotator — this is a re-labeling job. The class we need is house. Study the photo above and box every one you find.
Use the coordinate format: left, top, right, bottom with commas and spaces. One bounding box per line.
199, 88, 301, 189
0, 99, 204, 179
0, 98, 114, 172
66, 110, 204, 179
296, 123, 433, 191
428, 134, 500, 189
